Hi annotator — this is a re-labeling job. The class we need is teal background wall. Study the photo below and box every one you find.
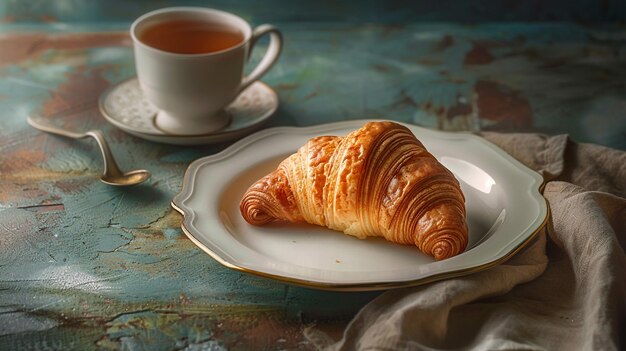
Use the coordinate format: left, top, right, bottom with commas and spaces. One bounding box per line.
1, 0, 625, 24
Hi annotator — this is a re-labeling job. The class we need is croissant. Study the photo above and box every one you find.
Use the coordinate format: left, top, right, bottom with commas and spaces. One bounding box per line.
240, 121, 468, 260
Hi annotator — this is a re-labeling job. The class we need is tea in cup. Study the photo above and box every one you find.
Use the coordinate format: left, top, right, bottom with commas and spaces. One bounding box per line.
131, 7, 283, 135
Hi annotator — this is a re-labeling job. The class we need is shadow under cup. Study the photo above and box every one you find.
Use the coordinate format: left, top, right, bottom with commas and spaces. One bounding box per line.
131, 7, 256, 135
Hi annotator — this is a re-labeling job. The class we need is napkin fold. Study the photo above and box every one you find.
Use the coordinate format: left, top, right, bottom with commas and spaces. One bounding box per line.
312, 133, 626, 350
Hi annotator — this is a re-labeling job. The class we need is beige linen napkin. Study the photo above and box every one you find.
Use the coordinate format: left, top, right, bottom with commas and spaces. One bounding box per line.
309, 133, 626, 350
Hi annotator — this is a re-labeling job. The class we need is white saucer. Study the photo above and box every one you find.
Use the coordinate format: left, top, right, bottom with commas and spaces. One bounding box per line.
98, 78, 279, 145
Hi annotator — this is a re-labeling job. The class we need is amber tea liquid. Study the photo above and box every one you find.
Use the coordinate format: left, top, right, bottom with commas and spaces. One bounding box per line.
139, 19, 244, 54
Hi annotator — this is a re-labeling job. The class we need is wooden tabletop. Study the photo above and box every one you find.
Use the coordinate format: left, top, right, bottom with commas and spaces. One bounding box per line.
1, 15, 625, 350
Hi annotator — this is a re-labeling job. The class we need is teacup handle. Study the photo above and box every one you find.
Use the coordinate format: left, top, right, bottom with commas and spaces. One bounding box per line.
239, 24, 283, 93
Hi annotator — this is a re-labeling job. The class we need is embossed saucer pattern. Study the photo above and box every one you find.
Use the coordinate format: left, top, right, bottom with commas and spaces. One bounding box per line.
99, 78, 278, 145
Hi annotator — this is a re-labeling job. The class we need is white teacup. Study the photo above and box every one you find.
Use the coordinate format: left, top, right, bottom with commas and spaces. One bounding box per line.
131, 7, 283, 135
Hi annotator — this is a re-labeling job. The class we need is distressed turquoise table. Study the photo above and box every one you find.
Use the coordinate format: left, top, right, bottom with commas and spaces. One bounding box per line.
2, 12, 626, 350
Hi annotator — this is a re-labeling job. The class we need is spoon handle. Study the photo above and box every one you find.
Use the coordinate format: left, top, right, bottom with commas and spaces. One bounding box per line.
27, 116, 124, 177
85, 130, 123, 177
27, 116, 86, 139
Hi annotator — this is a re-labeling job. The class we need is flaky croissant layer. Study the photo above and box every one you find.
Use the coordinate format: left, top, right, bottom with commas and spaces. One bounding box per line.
240, 121, 468, 260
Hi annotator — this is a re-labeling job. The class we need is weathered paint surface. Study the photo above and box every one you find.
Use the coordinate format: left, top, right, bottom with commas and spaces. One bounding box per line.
1, 21, 625, 349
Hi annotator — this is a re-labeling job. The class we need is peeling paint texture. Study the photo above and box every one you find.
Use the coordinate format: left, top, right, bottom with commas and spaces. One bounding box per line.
1, 3, 626, 349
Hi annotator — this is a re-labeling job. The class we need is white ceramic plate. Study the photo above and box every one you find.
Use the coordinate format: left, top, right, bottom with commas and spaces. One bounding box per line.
172, 120, 548, 291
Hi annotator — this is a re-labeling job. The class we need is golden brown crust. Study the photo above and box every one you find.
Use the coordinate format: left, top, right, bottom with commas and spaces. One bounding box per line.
239, 121, 468, 260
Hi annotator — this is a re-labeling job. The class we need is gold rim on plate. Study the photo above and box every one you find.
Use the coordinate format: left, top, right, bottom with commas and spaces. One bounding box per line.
171, 120, 550, 291
171, 200, 549, 292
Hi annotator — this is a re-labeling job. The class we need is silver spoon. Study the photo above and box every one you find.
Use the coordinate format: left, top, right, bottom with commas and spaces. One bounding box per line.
27, 116, 151, 186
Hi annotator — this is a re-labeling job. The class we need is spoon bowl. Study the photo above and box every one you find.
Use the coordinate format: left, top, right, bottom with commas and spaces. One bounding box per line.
27, 116, 151, 186
101, 169, 152, 187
